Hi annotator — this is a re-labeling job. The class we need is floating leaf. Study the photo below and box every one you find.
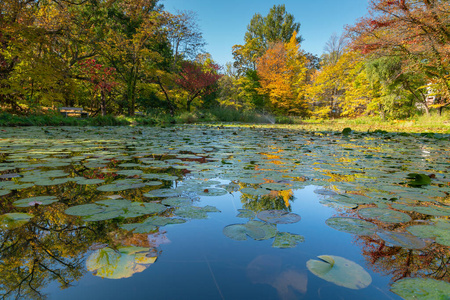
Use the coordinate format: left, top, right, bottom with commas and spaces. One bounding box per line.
83, 209, 123, 222
407, 173, 431, 187
240, 187, 271, 196
358, 208, 411, 223
13, 196, 58, 207
236, 209, 256, 219
120, 223, 158, 233
307, 255, 372, 289
314, 189, 338, 196
75, 178, 105, 185
161, 197, 192, 207
174, 206, 218, 219
196, 188, 228, 196
246, 220, 277, 240
0, 189, 11, 196
325, 217, 377, 236
272, 232, 304, 248
65, 204, 105, 216
391, 278, 450, 300
86, 246, 156, 279
0, 213, 34, 229
376, 231, 427, 249
407, 220, 450, 246
257, 210, 301, 224
223, 224, 265, 241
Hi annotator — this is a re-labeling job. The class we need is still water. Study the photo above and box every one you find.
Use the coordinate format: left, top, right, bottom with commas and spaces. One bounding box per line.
0, 125, 449, 299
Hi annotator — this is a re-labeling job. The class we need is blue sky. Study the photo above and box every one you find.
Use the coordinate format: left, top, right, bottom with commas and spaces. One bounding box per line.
162, 0, 370, 66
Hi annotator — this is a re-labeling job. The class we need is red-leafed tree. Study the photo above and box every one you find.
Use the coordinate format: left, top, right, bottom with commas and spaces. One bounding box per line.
347, 0, 450, 111
175, 61, 222, 111
78, 59, 117, 116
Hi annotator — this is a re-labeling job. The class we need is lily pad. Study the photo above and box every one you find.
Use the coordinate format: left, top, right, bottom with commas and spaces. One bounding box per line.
325, 217, 377, 236
0, 213, 34, 229
246, 220, 277, 240
161, 197, 192, 207
407, 173, 432, 187
75, 178, 105, 185
240, 187, 271, 196
306, 255, 372, 289
13, 196, 58, 207
272, 232, 305, 248
407, 220, 450, 246
195, 188, 228, 196
358, 208, 411, 223
314, 189, 338, 196
0, 189, 11, 196
236, 209, 256, 219
257, 210, 301, 224
391, 278, 450, 300
223, 223, 266, 241
376, 231, 427, 249
65, 204, 105, 216
174, 206, 220, 219
86, 246, 157, 279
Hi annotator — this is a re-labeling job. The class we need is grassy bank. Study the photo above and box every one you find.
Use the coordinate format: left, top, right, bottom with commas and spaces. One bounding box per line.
1, 110, 449, 134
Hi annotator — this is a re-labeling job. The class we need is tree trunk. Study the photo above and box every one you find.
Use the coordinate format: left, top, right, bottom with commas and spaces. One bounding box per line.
100, 90, 107, 116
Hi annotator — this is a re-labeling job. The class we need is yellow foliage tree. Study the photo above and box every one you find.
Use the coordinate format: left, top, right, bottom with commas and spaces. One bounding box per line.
256, 32, 308, 115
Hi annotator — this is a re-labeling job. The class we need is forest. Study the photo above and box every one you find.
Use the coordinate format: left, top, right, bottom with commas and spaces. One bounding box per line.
1, 0, 449, 120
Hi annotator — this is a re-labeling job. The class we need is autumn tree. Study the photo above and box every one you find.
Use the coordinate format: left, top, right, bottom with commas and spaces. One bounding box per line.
347, 0, 450, 113
77, 58, 117, 116
175, 59, 221, 112
256, 32, 308, 115
233, 4, 303, 74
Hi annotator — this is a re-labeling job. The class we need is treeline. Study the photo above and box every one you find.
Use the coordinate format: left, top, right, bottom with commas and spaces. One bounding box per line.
1, 0, 449, 119
221, 1, 450, 119
1, 0, 220, 116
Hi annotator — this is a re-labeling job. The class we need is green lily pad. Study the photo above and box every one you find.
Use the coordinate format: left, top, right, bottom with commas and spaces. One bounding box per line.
120, 222, 158, 233
97, 179, 145, 192
144, 189, 181, 198
407, 173, 432, 187
325, 217, 377, 236
174, 206, 220, 219
240, 187, 271, 196
196, 188, 228, 196
257, 210, 301, 224
86, 246, 156, 279
122, 202, 167, 218
358, 208, 411, 223
307, 255, 372, 290
272, 232, 305, 248
376, 231, 427, 249
236, 209, 256, 219
83, 209, 123, 222
13, 196, 58, 207
75, 178, 105, 185
223, 223, 266, 241
391, 278, 450, 300
161, 197, 192, 207
314, 189, 338, 196
407, 220, 450, 246
246, 220, 277, 240
65, 204, 105, 216
116, 169, 143, 176
0, 190, 10, 196
0, 213, 34, 229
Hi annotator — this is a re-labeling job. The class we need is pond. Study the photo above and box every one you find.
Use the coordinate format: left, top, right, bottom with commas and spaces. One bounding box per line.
0, 125, 449, 299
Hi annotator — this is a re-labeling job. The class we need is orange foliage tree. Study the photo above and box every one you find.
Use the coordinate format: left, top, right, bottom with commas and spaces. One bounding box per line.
256, 32, 308, 115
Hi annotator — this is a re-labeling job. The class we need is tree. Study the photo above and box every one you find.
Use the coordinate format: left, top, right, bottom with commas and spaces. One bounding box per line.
256, 32, 308, 115
78, 58, 117, 116
347, 0, 450, 112
165, 10, 205, 67
175, 60, 221, 112
233, 4, 303, 74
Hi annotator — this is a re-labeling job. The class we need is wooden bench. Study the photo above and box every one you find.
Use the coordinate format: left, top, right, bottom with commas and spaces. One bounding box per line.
58, 107, 89, 118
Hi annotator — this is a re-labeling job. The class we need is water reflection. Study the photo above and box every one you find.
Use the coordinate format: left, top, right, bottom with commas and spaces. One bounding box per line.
0, 126, 449, 299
